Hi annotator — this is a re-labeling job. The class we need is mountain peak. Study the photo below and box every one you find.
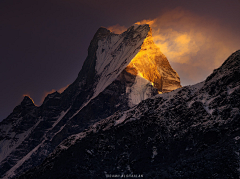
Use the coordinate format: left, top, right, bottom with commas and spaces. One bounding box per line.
21, 96, 35, 107
93, 27, 111, 40
125, 25, 181, 93
206, 50, 240, 83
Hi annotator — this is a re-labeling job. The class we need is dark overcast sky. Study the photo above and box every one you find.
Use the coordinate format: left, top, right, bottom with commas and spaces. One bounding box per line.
1, 0, 240, 121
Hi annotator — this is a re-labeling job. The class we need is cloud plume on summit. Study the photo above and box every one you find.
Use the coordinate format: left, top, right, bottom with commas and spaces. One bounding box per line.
109, 8, 240, 86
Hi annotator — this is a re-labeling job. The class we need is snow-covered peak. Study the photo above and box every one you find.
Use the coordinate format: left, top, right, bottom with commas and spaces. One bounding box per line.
126, 27, 181, 93
94, 23, 181, 100
95, 24, 150, 74
94, 24, 150, 98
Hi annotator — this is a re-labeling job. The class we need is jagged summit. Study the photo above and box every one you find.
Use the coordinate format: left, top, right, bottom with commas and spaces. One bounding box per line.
20, 96, 35, 107
96, 26, 110, 34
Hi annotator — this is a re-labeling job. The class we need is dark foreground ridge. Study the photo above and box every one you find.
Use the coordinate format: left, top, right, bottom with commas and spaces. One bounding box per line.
19, 50, 240, 178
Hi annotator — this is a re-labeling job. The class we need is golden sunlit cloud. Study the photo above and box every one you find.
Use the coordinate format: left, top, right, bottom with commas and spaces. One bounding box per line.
107, 24, 127, 34
135, 19, 156, 26
134, 8, 239, 85
109, 8, 239, 86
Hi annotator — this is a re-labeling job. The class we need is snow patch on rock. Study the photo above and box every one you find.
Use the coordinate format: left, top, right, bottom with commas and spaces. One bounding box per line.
127, 75, 154, 107
115, 113, 127, 126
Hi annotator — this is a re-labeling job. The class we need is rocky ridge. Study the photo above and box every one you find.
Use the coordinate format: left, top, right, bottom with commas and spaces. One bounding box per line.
18, 50, 240, 179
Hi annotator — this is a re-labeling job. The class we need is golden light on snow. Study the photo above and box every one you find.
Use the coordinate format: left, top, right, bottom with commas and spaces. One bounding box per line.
125, 29, 180, 93
126, 30, 163, 91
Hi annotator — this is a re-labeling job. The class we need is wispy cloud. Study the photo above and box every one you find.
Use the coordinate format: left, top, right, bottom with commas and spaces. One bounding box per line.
131, 8, 240, 85
107, 24, 127, 34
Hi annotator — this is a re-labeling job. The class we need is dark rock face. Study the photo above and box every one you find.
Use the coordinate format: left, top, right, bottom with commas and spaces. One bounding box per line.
0, 24, 166, 178
18, 50, 240, 179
